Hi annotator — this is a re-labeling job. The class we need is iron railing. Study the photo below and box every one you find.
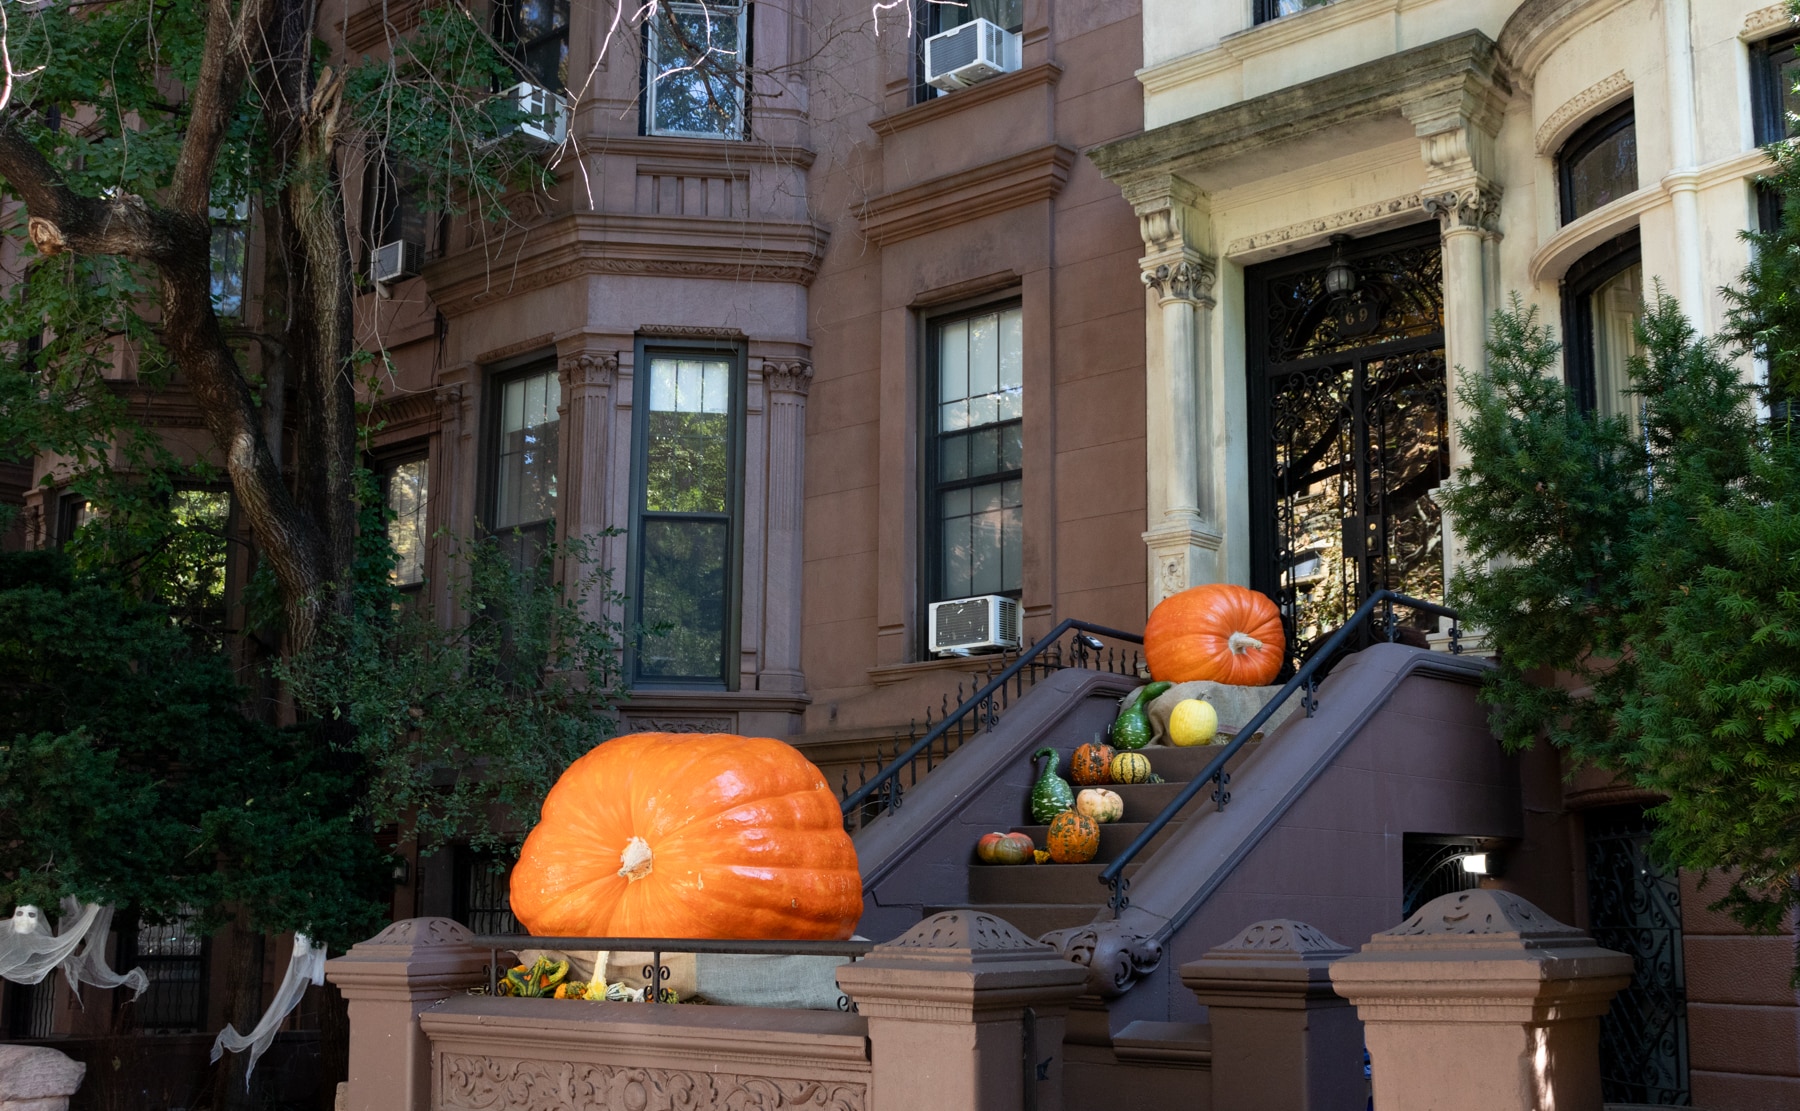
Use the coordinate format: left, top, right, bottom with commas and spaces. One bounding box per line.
1098, 590, 1461, 916
838, 620, 1145, 832
472, 934, 876, 1006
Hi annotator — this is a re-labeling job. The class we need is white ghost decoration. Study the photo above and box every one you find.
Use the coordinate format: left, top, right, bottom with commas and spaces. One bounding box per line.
211, 932, 327, 1085
0, 899, 146, 1002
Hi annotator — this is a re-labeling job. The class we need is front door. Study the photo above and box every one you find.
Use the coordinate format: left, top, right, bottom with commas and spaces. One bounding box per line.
1246, 225, 1449, 670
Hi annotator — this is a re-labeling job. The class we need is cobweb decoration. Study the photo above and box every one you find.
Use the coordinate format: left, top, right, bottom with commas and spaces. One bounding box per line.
0, 900, 148, 1002
210, 932, 327, 1084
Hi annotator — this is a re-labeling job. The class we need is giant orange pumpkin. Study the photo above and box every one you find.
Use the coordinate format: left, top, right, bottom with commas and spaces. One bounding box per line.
1143, 584, 1285, 687
509, 733, 862, 940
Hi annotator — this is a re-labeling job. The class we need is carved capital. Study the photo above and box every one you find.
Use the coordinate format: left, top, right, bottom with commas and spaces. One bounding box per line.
1039, 922, 1163, 998
1122, 173, 1207, 258
761, 360, 814, 397
1141, 256, 1216, 308
559, 350, 620, 389
1423, 185, 1503, 234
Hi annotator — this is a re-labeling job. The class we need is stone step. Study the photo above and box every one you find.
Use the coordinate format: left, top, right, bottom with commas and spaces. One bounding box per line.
927, 904, 1101, 939
967, 860, 1142, 905
1008, 820, 1182, 860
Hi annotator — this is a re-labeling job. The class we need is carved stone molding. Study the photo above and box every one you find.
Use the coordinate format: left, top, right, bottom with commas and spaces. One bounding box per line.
638, 324, 746, 340
1423, 185, 1503, 234
363, 918, 474, 949
856, 144, 1075, 246
621, 716, 735, 735
1212, 919, 1350, 958
1123, 173, 1206, 259
887, 911, 1050, 955
762, 361, 814, 396
1225, 195, 1424, 258
475, 333, 556, 367
1375, 890, 1588, 951
439, 1056, 867, 1111
1141, 256, 1216, 307
558, 350, 619, 388
1534, 71, 1631, 154
1744, 2, 1797, 39
1038, 923, 1164, 998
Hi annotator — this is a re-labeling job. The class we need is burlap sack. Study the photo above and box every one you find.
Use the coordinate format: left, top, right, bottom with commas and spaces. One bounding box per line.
692, 953, 853, 1010
1116, 680, 1298, 746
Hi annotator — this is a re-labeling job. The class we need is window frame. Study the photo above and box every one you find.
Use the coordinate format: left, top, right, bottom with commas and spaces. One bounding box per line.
118, 909, 210, 1034
920, 297, 1026, 632
1253, 0, 1332, 25
495, 0, 571, 93
1556, 100, 1638, 226
642, 1, 751, 140
481, 360, 563, 570
912, 0, 1025, 102
1560, 227, 1643, 417
374, 448, 431, 592
625, 338, 747, 690
1752, 30, 1800, 146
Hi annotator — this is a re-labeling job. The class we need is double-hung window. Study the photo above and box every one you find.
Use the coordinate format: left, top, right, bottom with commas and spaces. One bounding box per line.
1557, 101, 1638, 225
630, 348, 742, 686
497, 0, 570, 92
488, 365, 561, 568
645, 3, 748, 139
1562, 229, 1644, 425
381, 455, 430, 589
927, 304, 1023, 606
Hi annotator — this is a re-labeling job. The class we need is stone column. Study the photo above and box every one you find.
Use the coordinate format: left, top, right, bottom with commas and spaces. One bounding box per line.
1662, 0, 1705, 324
0, 1046, 85, 1111
432, 368, 475, 621
1183, 919, 1363, 1111
760, 360, 812, 693
1123, 174, 1224, 604
555, 346, 619, 616
323, 917, 490, 1111
836, 910, 1089, 1111
1329, 890, 1633, 1111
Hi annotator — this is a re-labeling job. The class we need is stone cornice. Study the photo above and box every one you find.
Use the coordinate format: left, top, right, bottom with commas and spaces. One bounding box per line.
1744, 3, 1799, 41
1498, 0, 1622, 85
580, 134, 817, 170
1090, 32, 1511, 186
1534, 71, 1630, 155
369, 389, 441, 432
424, 213, 830, 317
856, 144, 1075, 247
868, 63, 1063, 139
474, 333, 555, 366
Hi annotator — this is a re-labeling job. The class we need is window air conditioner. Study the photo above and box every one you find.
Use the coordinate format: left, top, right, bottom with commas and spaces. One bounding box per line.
923, 18, 1021, 92
928, 594, 1022, 656
371, 240, 422, 285
504, 81, 569, 146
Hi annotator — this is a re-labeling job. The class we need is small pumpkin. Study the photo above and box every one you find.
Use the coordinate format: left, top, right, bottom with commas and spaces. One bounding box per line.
1046, 810, 1101, 863
509, 732, 862, 940
1109, 751, 1153, 784
977, 831, 1035, 865
1070, 741, 1116, 786
1076, 787, 1124, 824
1144, 584, 1286, 686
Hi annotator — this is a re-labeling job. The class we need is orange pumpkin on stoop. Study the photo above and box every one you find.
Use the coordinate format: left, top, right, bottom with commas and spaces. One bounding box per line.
1144, 583, 1286, 687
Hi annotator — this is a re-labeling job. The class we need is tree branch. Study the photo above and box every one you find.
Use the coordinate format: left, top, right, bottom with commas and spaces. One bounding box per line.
172, 0, 269, 212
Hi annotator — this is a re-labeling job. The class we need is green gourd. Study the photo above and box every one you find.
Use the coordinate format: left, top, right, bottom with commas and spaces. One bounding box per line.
1030, 747, 1076, 824
1110, 681, 1172, 750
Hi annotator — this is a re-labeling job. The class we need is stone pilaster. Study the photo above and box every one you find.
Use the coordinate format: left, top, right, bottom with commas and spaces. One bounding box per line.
760, 359, 812, 693
554, 347, 620, 611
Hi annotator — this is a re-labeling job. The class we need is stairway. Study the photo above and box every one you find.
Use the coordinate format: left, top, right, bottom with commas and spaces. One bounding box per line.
931, 743, 1262, 937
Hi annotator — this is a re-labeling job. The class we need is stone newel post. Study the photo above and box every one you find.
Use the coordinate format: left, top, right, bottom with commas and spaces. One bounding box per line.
1183, 919, 1364, 1111
836, 910, 1089, 1111
324, 917, 489, 1111
1329, 891, 1633, 1111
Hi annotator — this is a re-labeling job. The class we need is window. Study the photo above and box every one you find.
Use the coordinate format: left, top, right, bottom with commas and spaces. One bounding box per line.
56, 493, 92, 548
497, 0, 570, 92
167, 490, 232, 630
452, 848, 520, 935
1753, 32, 1800, 145
1557, 101, 1638, 225
487, 366, 561, 567
361, 153, 425, 271
645, 2, 748, 138
630, 348, 741, 686
927, 304, 1023, 607
382, 456, 429, 588
1562, 229, 1644, 423
1254, 0, 1332, 23
210, 203, 246, 317
123, 911, 207, 1032
5, 979, 55, 1039
916, 0, 1021, 100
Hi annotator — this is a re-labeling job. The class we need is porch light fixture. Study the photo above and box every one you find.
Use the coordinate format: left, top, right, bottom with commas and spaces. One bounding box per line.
1460, 852, 1490, 876
1323, 234, 1357, 296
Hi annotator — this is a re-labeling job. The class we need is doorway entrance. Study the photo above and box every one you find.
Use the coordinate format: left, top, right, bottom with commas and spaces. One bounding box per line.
1245, 225, 1449, 670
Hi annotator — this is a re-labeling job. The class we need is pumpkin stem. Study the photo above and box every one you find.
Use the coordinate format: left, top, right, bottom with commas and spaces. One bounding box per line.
1227, 631, 1265, 656
618, 836, 654, 882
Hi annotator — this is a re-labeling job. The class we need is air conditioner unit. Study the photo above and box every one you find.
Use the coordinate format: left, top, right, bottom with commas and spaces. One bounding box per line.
503, 81, 569, 146
370, 240, 422, 285
928, 594, 1022, 656
923, 18, 1021, 91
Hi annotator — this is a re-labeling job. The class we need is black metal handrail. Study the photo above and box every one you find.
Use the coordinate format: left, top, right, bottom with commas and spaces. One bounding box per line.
1098, 590, 1461, 917
472, 934, 877, 1004
839, 619, 1144, 827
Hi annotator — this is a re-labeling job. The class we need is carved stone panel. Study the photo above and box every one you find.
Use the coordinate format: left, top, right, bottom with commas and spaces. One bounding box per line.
439, 1056, 868, 1111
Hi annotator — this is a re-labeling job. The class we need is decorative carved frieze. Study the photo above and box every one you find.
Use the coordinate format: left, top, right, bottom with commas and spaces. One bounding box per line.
622, 716, 735, 734
364, 918, 474, 949
762, 361, 814, 396
1039, 923, 1164, 998
558, 351, 619, 388
1423, 185, 1503, 234
1534, 71, 1631, 154
1211, 919, 1349, 958
1744, 2, 1798, 39
639, 324, 746, 340
1225, 195, 1425, 258
1141, 256, 1216, 307
475, 334, 556, 367
887, 911, 1049, 954
1377, 890, 1588, 950
439, 1056, 867, 1111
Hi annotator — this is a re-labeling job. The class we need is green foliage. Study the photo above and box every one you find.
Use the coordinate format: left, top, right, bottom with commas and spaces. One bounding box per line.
1445, 290, 1799, 938
0, 552, 391, 946
280, 476, 627, 859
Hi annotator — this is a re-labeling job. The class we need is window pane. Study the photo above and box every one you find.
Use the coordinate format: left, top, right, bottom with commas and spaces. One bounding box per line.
939, 319, 969, 406
999, 421, 1023, 471
1782, 50, 1800, 137
969, 313, 998, 397
940, 432, 969, 482
940, 500, 972, 599
998, 307, 1022, 389
638, 518, 729, 680
645, 356, 731, 513
1591, 262, 1645, 428
1563, 118, 1637, 223
929, 306, 1024, 605
934, 0, 1022, 31
969, 425, 1000, 477
210, 222, 245, 317
494, 369, 560, 529
648, 3, 745, 138
135, 910, 205, 1032
387, 458, 429, 587
938, 479, 1021, 599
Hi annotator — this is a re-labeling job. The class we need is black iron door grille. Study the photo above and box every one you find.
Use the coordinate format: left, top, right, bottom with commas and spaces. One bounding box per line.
1247, 226, 1449, 669
1585, 805, 1690, 1105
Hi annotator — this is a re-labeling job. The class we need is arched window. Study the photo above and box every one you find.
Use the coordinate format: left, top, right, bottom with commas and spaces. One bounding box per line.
1561, 229, 1643, 422
1557, 101, 1637, 225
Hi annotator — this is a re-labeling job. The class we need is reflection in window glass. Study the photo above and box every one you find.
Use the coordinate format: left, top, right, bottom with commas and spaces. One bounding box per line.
646, 3, 746, 138
638, 518, 729, 680
493, 369, 560, 530
1559, 108, 1637, 225
931, 0, 1023, 32
1590, 262, 1645, 428
498, 0, 570, 91
645, 358, 730, 512
932, 305, 1023, 602
386, 458, 429, 587
132, 910, 206, 1032
210, 204, 247, 317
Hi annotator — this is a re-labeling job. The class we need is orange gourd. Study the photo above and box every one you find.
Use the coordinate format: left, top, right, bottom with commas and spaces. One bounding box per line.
1143, 584, 1286, 687
1046, 810, 1100, 863
1070, 742, 1116, 786
509, 733, 863, 940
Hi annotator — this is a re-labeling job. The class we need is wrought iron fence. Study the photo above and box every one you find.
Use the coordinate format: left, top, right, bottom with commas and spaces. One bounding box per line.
838, 620, 1145, 833
471, 934, 876, 1007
